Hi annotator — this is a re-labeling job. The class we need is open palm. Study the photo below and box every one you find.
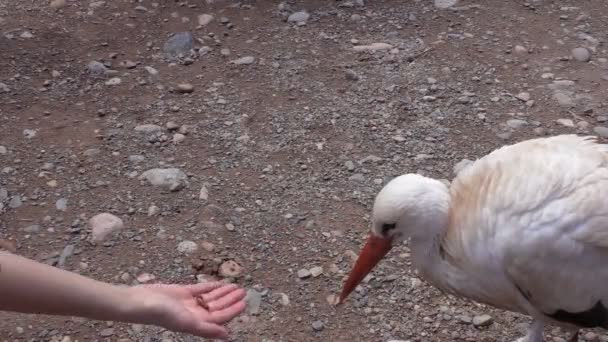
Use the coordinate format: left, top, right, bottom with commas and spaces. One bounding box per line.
130, 281, 247, 340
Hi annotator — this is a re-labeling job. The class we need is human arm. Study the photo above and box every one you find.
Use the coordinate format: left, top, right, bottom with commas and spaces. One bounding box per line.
0, 251, 247, 339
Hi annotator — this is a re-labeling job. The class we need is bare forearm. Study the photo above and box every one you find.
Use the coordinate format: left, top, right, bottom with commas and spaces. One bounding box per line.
0, 251, 135, 322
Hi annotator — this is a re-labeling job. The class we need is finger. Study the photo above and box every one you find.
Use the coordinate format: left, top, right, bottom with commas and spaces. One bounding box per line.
208, 288, 247, 312
192, 320, 230, 340
207, 300, 247, 324
187, 281, 226, 296
200, 284, 239, 302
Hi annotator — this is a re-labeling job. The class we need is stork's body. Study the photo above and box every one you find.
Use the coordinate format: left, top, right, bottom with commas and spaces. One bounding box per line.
339, 135, 608, 342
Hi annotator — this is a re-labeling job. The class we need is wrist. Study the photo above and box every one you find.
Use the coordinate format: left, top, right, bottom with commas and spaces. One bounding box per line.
119, 285, 162, 326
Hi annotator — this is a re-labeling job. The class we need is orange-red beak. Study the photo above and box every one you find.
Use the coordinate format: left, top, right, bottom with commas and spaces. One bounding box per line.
338, 233, 393, 304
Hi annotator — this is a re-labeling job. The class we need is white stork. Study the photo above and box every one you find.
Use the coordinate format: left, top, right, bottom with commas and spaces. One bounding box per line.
338, 134, 608, 342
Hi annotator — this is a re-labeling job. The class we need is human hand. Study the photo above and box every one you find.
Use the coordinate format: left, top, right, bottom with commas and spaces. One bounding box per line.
127, 281, 247, 339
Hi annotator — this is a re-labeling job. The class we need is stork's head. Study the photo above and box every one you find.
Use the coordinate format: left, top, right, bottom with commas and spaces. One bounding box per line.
338, 173, 450, 303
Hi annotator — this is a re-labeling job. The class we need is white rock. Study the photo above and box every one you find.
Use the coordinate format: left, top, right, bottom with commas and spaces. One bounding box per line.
515, 92, 531, 102
353, 43, 393, 52
434, 0, 458, 9
287, 11, 310, 24
556, 118, 575, 128
144, 66, 158, 75
0, 146, 7, 154
23, 129, 37, 139
172, 133, 186, 143
89, 213, 124, 243
553, 92, 574, 107
134, 124, 162, 134
572, 47, 591, 62
50, 0, 67, 8
105, 77, 122, 86
177, 240, 198, 254
198, 14, 214, 26
139, 168, 188, 191
232, 56, 255, 65
199, 185, 209, 201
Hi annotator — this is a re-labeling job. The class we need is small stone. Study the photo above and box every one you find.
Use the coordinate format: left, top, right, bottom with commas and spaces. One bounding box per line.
507, 119, 527, 129
353, 43, 393, 52
198, 14, 213, 26
148, 205, 160, 216
472, 314, 493, 327
163, 32, 195, 57
23, 225, 40, 233
245, 289, 262, 315
56, 198, 68, 211
199, 185, 209, 200
310, 266, 323, 277
136, 273, 155, 283
287, 11, 310, 24
572, 47, 591, 62
177, 83, 194, 93
58, 244, 75, 267
177, 240, 198, 254
105, 77, 122, 86
0, 146, 6, 154
434, 0, 458, 9
134, 124, 162, 134
556, 118, 575, 128
219, 260, 244, 278
553, 92, 574, 107
201, 241, 215, 252
515, 92, 531, 101
144, 66, 158, 75
23, 129, 37, 139
100, 328, 114, 337
344, 69, 359, 81
232, 56, 255, 65
311, 320, 324, 332
89, 213, 124, 242
173, 133, 186, 143
458, 315, 473, 324
345, 160, 355, 171
279, 293, 290, 306
297, 269, 311, 279
8, 196, 22, 209
594, 126, 608, 138
326, 294, 339, 305
139, 168, 188, 191
513, 45, 528, 54
50, 0, 67, 8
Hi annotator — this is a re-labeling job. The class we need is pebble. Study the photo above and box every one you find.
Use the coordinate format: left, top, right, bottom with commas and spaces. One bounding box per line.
163, 32, 195, 57
139, 168, 188, 191
287, 11, 310, 24
513, 45, 528, 55
177, 240, 198, 254
434, 0, 458, 8
245, 289, 262, 315
137, 273, 156, 283
23, 129, 37, 139
594, 126, 608, 138
198, 14, 213, 26
232, 56, 255, 65
50, 0, 67, 8
87, 61, 107, 75
353, 43, 393, 52
9, 196, 22, 209
279, 293, 290, 306
89, 213, 124, 242
310, 266, 323, 277
507, 119, 527, 129
58, 244, 75, 267
100, 328, 114, 337
219, 260, 244, 278
172, 133, 185, 143
134, 124, 162, 134
177, 83, 194, 93
553, 92, 574, 107
311, 320, 324, 332
201, 241, 215, 252
56, 198, 68, 211
572, 47, 591, 62
297, 269, 312, 279
556, 118, 575, 128
0, 146, 6, 154
23, 225, 40, 233
148, 205, 160, 216
515, 92, 531, 102
345, 160, 355, 171
105, 77, 122, 86
472, 314, 493, 327
199, 185, 209, 200
144, 66, 158, 75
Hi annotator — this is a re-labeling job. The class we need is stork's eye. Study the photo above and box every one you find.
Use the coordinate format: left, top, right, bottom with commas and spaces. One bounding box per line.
382, 223, 397, 234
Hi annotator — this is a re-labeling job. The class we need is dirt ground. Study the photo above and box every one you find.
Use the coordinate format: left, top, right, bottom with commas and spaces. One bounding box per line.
1, 0, 608, 341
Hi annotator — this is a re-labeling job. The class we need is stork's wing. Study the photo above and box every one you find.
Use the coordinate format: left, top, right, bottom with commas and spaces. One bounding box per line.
447, 135, 608, 327
484, 135, 608, 327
